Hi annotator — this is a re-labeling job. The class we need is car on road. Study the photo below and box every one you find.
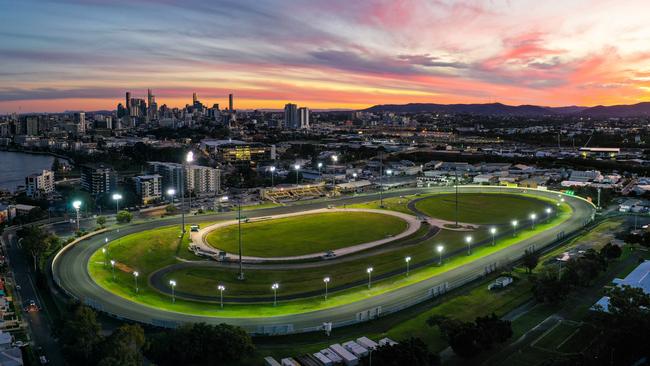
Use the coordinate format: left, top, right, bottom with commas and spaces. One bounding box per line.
24, 300, 39, 313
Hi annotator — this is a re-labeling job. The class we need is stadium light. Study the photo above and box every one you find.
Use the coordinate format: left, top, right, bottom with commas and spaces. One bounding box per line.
366, 267, 374, 289
270, 166, 276, 186
272, 283, 279, 306
110, 259, 116, 280
512, 220, 518, 236
101, 247, 107, 266
169, 280, 176, 303
530, 213, 537, 229
218, 285, 225, 308
436, 244, 444, 265
490, 227, 497, 246
294, 164, 301, 185
133, 271, 139, 293
405, 256, 411, 276
317, 162, 323, 182
545, 207, 552, 222
72, 200, 82, 231
112, 193, 123, 213
465, 235, 473, 255
323, 277, 330, 300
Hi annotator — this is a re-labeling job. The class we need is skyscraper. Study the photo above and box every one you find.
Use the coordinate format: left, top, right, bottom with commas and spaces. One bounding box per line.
229, 93, 233, 111
74, 112, 86, 134
125, 91, 131, 115
298, 107, 310, 129
193, 92, 198, 105
284, 103, 298, 129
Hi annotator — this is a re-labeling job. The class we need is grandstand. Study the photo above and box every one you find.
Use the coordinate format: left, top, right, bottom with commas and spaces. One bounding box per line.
261, 183, 331, 203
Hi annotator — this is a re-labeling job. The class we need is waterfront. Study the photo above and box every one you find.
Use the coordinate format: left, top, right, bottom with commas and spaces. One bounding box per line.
0, 151, 55, 192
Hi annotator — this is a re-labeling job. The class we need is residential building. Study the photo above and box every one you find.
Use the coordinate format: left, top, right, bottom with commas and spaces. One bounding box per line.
298, 107, 310, 129
133, 174, 162, 204
148, 161, 221, 195
25, 169, 55, 198
80, 163, 117, 196
284, 103, 298, 129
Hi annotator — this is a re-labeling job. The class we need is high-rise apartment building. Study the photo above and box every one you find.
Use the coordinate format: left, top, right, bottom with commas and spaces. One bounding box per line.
74, 112, 86, 134
284, 103, 298, 129
298, 107, 310, 129
148, 161, 221, 195
80, 163, 117, 196
229, 93, 234, 111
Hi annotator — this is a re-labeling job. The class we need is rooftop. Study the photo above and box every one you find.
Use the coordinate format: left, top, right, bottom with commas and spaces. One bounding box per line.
593, 260, 650, 312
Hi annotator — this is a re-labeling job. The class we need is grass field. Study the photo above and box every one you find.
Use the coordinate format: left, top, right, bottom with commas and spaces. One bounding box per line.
205, 211, 407, 257
414, 193, 549, 224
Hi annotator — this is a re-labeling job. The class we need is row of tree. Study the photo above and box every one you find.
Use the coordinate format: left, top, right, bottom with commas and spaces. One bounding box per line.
59, 304, 256, 366
531, 246, 620, 303
428, 313, 513, 358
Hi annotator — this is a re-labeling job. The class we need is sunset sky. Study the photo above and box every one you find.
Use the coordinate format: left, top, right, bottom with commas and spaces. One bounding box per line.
2, 0, 650, 113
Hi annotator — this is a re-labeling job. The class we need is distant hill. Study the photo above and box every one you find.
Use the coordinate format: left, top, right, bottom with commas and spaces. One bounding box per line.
363, 103, 555, 116
579, 102, 650, 117
362, 102, 650, 117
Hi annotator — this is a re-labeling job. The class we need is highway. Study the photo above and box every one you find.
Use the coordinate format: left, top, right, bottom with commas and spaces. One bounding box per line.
52, 186, 595, 334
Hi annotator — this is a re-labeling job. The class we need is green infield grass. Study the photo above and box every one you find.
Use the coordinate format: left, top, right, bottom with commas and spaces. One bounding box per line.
414, 193, 549, 224
205, 211, 407, 257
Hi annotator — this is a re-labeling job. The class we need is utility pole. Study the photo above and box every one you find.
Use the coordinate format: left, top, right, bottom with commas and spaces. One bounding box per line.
597, 188, 601, 209
237, 175, 244, 280
455, 168, 459, 227
379, 151, 384, 208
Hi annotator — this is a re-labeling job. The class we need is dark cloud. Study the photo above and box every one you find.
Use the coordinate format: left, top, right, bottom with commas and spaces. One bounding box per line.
397, 54, 468, 68
0, 87, 123, 102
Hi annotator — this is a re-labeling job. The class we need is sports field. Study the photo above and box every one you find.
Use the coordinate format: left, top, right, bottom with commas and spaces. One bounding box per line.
84, 191, 572, 315
414, 193, 549, 224
205, 211, 407, 257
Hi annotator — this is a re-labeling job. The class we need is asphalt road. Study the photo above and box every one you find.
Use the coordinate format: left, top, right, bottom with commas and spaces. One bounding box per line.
52, 186, 595, 334
2, 230, 65, 365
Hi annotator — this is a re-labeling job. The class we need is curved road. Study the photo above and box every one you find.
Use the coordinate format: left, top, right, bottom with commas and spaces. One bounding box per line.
53, 186, 595, 334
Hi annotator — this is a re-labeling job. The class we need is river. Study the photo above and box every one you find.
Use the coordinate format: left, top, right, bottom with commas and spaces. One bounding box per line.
0, 151, 56, 192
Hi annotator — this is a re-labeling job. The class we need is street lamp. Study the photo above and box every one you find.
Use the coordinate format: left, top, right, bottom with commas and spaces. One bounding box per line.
169, 280, 176, 303
133, 271, 139, 293
490, 227, 497, 246
352, 172, 358, 181
270, 166, 276, 187
512, 220, 518, 236
112, 193, 122, 214
366, 267, 374, 289
218, 285, 225, 308
317, 162, 323, 182
405, 256, 411, 276
72, 200, 82, 232
166, 188, 176, 204
530, 213, 537, 230
436, 245, 444, 265
386, 169, 393, 176
186, 151, 194, 221
271, 283, 279, 306
294, 164, 301, 185
110, 259, 116, 280
331, 155, 338, 186
102, 247, 107, 266
323, 277, 330, 300
465, 235, 473, 255
545, 207, 552, 222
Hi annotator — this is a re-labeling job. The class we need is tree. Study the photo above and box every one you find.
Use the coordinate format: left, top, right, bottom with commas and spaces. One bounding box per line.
165, 204, 178, 214
590, 285, 650, 365
97, 324, 145, 366
51, 157, 61, 174
522, 248, 540, 273
371, 338, 439, 366
531, 267, 569, 303
18, 226, 51, 269
599, 242, 622, 260
564, 249, 606, 287
116, 210, 133, 224
474, 313, 513, 349
146, 323, 254, 366
96, 216, 107, 227
60, 304, 103, 365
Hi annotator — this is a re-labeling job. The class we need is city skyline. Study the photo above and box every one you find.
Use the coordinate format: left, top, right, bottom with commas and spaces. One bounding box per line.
3, 0, 650, 113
